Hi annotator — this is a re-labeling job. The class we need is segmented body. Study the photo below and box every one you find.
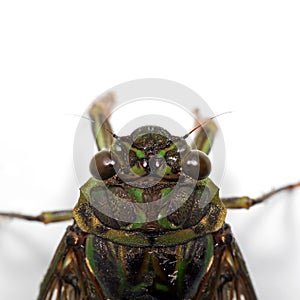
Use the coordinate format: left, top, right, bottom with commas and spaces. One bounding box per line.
36, 96, 257, 299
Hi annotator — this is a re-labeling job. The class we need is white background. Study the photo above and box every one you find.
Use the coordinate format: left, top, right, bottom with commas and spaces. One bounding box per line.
0, 1, 300, 299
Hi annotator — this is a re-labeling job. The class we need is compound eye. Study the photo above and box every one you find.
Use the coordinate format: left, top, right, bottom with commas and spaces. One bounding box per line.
89, 150, 118, 180
182, 150, 211, 180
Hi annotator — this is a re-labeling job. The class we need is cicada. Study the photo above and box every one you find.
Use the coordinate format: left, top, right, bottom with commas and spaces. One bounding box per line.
1, 94, 299, 300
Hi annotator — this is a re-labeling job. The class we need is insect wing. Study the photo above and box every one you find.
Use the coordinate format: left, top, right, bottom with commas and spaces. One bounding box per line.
37, 226, 105, 300
216, 230, 257, 300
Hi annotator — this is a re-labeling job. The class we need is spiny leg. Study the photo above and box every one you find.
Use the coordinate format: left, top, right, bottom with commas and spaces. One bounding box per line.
192, 108, 218, 155
89, 93, 116, 151
222, 182, 300, 209
0, 210, 73, 224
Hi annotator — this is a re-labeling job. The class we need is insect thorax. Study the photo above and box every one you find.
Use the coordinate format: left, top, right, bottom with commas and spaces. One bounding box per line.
73, 176, 226, 245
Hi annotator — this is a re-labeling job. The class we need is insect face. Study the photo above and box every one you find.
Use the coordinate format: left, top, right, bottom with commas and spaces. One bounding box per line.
90, 125, 211, 183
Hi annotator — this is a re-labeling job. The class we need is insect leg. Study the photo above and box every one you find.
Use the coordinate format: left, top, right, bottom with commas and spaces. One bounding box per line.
89, 93, 115, 151
0, 210, 73, 224
192, 108, 218, 155
222, 182, 300, 209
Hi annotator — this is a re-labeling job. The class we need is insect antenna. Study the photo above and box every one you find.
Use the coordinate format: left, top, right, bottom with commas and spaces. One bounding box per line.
182, 111, 232, 139
65, 113, 96, 123
104, 127, 120, 139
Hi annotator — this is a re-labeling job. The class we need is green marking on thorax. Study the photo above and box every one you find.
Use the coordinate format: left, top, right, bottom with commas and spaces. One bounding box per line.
157, 187, 179, 229
129, 214, 146, 229
157, 149, 166, 157
132, 282, 149, 293
164, 165, 172, 175
154, 229, 199, 245
131, 164, 146, 175
125, 187, 146, 227
127, 187, 143, 203
158, 216, 181, 230
135, 149, 145, 158
155, 282, 169, 292
161, 187, 172, 197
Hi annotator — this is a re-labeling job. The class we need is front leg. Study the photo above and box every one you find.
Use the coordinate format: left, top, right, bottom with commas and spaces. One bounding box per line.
0, 210, 73, 224
89, 93, 115, 151
222, 182, 300, 209
192, 108, 218, 155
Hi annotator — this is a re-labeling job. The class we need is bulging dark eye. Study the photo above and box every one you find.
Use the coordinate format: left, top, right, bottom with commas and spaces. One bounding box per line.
182, 150, 211, 180
89, 150, 118, 180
